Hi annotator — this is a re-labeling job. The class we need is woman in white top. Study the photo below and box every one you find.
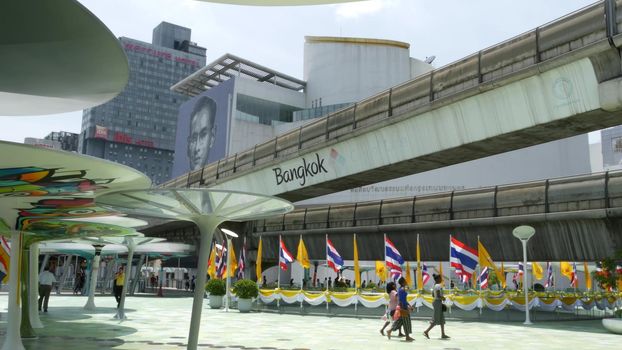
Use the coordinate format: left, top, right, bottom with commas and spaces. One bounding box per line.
423, 274, 450, 339
379, 281, 403, 336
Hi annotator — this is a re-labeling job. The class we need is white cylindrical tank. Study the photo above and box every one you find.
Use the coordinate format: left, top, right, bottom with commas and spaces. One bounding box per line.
304, 36, 416, 107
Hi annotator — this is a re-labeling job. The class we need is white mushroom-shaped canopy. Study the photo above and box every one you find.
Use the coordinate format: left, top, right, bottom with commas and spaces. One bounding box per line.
0, 0, 129, 115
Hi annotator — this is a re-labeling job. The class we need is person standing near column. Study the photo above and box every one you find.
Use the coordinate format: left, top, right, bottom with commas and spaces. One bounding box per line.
113, 266, 125, 308
39, 265, 57, 312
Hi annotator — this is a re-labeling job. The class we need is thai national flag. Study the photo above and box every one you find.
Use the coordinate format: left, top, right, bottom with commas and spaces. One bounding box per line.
478, 267, 489, 289
385, 237, 404, 280
545, 262, 553, 288
422, 263, 430, 285
449, 237, 478, 282
279, 237, 294, 271
216, 239, 227, 278
326, 239, 344, 272
518, 262, 524, 280
237, 239, 246, 279
570, 262, 578, 287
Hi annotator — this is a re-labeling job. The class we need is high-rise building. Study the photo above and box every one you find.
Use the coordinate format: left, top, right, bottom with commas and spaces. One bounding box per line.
45, 131, 79, 152
24, 137, 61, 150
79, 22, 206, 184
601, 126, 622, 170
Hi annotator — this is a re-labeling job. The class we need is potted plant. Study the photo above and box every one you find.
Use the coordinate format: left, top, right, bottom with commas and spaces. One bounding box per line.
205, 279, 226, 309
233, 279, 259, 313
592, 251, 622, 334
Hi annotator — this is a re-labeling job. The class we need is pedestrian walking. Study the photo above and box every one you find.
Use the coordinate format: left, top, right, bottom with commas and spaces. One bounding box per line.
380, 281, 404, 337
387, 277, 414, 342
114, 266, 125, 308
423, 274, 450, 339
39, 265, 57, 312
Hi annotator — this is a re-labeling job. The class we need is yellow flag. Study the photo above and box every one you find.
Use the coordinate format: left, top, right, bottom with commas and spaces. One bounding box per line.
478, 240, 506, 289
584, 262, 591, 290
560, 261, 573, 281
375, 261, 386, 280
439, 262, 444, 284
353, 235, 361, 288
207, 243, 217, 279
228, 240, 238, 278
472, 269, 478, 288
256, 237, 262, 282
405, 261, 412, 287
416, 235, 423, 289
500, 262, 506, 288
533, 262, 544, 280
296, 236, 310, 269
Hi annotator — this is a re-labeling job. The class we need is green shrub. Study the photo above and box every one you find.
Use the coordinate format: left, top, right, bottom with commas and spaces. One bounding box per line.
205, 278, 226, 296
233, 279, 259, 299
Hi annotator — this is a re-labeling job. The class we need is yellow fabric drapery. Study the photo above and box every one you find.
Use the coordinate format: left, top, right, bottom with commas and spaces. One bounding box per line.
255, 237, 262, 282
353, 235, 361, 288
296, 236, 310, 269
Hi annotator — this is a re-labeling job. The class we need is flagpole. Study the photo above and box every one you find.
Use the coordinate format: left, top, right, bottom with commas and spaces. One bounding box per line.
477, 236, 481, 293
325, 234, 329, 311
353, 233, 358, 314
448, 234, 452, 291
383, 233, 387, 284
299, 234, 304, 310
416, 234, 420, 291
531, 262, 535, 291
277, 235, 281, 309
225, 238, 231, 312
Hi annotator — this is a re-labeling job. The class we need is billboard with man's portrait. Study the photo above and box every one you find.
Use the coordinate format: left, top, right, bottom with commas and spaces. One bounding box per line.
172, 78, 234, 178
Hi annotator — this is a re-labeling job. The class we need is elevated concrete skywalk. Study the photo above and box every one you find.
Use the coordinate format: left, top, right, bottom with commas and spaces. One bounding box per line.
152, 171, 622, 262
249, 170, 622, 263
164, 0, 622, 201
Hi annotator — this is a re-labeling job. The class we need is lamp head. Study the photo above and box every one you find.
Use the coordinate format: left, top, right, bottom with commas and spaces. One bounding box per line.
220, 228, 239, 238
512, 225, 535, 241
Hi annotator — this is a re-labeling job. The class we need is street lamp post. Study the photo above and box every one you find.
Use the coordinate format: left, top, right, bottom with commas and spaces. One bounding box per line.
512, 225, 536, 325
221, 229, 239, 312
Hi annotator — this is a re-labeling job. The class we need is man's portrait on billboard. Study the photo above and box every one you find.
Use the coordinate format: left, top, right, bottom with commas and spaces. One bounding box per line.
187, 96, 217, 171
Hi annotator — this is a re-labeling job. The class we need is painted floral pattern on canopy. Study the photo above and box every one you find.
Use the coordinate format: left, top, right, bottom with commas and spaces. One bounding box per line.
0, 167, 114, 197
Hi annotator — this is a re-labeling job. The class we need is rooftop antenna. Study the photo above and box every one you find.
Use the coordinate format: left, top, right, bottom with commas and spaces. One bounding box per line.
424, 55, 436, 64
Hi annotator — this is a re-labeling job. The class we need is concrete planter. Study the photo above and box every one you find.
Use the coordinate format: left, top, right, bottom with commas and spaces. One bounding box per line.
603, 318, 622, 334
237, 298, 253, 313
209, 295, 223, 309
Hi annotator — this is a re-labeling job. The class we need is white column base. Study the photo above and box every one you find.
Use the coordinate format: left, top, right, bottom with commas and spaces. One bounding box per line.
84, 254, 101, 311
29, 243, 43, 329
1, 232, 25, 350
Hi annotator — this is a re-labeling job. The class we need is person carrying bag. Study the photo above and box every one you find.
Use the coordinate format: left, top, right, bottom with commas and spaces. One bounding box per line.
386, 277, 414, 342
423, 273, 450, 339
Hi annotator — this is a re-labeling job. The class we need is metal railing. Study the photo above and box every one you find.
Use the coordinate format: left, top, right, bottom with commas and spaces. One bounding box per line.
162, 0, 622, 190
253, 170, 622, 233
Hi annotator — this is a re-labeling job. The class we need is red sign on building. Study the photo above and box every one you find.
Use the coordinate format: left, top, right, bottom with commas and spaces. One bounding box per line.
94, 125, 108, 139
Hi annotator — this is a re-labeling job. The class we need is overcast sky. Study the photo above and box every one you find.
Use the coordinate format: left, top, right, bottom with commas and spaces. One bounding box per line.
1, 0, 599, 143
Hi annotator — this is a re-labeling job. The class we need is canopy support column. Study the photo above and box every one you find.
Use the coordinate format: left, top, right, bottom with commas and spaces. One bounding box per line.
187, 217, 222, 350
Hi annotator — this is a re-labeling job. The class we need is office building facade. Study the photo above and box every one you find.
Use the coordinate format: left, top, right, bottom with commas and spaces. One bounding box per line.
601, 126, 622, 170
79, 22, 206, 184
44, 131, 79, 152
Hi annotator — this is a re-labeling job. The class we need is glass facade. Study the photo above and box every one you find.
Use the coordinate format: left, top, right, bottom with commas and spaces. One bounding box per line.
292, 102, 353, 122
79, 23, 206, 184
235, 94, 301, 126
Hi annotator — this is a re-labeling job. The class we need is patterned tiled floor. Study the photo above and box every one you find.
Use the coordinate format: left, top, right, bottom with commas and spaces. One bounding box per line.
0, 294, 619, 349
